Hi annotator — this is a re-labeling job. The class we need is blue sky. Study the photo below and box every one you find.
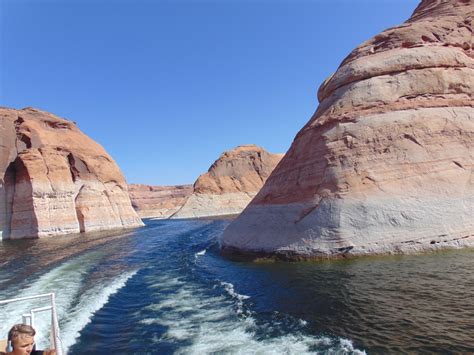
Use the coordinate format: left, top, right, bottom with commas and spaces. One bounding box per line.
1, 0, 419, 185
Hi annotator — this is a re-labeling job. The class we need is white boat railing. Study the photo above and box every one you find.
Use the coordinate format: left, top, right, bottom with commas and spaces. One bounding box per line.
0, 293, 63, 355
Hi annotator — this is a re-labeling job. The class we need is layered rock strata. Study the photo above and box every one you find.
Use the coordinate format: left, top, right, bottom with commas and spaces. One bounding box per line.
0, 107, 143, 239
221, 0, 474, 259
128, 184, 193, 218
172, 145, 283, 219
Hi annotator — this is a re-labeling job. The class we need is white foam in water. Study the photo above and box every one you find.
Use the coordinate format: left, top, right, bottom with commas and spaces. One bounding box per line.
194, 249, 207, 259
0, 251, 137, 355
60, 270, 138, 353
220, 281, 251, 317
220, 281, 250, 300
141, 275, 366, 354
299, 319, 308, 327
0, 251, 103, 348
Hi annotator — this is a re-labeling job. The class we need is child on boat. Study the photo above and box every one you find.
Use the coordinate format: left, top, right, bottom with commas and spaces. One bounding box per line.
0, 324, 56, 355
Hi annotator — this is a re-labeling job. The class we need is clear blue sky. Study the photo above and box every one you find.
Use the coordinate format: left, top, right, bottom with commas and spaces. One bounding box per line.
1, 0, 419, 185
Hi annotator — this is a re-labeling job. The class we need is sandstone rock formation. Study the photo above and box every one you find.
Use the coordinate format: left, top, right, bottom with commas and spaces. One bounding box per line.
221, 0, 474, 259
172, 145, 283, 219
129, 184, 193, 218
0, 107, 143, 239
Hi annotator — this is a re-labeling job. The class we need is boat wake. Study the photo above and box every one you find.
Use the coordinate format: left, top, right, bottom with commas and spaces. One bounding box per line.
139, 274, 366, 354
60, 269, 137, 353
0, 251, 137, 354
1, 220, 367, 353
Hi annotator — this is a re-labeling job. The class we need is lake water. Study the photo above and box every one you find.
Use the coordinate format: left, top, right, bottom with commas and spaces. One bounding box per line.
1, 218, 473, 354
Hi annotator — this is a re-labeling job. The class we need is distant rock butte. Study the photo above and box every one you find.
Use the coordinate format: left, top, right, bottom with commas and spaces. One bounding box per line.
128, 184, 193, 218
0, 107, 143, 239
172, 145, 284, 219
221, 0, 474, 260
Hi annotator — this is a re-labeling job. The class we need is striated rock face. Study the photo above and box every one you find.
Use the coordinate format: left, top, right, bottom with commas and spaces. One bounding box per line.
221, 0, 474, 259
128, 184, 193, 218
172, 145, 284, 219
0, 107, 143, 239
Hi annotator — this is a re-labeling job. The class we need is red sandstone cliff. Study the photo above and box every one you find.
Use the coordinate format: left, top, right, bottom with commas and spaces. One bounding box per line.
172, 145, 284, 218
0, 107, 143, 239
128, 184, 193, 218
221, 0, 474, 259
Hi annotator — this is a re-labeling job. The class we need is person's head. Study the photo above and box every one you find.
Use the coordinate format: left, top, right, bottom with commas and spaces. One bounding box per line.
7, 324, 35, 355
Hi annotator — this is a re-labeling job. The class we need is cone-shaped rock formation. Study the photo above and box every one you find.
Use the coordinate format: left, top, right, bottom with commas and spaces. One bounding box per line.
221, 0, 474, 259
0, 107, 143, 239
172, 145, 283, 219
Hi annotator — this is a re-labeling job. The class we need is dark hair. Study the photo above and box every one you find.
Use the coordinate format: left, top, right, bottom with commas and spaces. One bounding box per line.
8, 324, 36, 343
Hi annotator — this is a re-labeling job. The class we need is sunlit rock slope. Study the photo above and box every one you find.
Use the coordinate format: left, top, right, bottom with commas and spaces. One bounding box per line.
172, 145, 283, 219
221, 0, 474, 259
0, 107, 143, 239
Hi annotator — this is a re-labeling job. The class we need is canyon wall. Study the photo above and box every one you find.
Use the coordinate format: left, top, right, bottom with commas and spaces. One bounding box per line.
0, 107, 143, 239
221, 0, 474, 259
129, 184, 193, 218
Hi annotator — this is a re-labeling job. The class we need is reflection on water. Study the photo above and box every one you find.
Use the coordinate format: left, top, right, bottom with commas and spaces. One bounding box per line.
246, 252, 474, 353
1, 219, 473, 353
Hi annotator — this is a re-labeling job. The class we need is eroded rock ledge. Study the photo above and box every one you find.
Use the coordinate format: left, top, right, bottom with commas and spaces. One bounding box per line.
0, 107, 143, 239
220, 0, 474, 260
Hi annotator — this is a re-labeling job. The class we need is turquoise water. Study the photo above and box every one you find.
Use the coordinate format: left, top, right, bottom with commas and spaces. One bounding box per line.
1, 218, 473, 353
